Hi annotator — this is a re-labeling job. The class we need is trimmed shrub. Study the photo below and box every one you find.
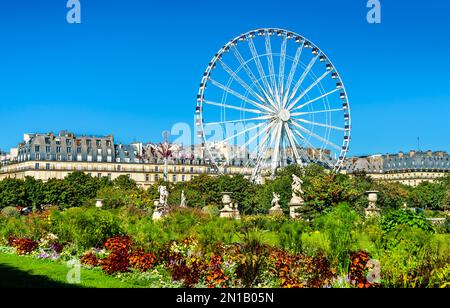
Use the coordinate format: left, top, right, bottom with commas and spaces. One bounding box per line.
1, 206, 19, 218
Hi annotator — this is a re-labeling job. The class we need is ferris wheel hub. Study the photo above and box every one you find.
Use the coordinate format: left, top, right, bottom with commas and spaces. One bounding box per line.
278, 108, 291, 122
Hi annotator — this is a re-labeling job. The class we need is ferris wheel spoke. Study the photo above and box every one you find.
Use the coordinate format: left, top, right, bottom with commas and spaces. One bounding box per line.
251, 123, 274, 178
204, 100, 264, 114
286, 54, 320, 103
291, 108, 342, 117
204, 115, 272, 126
290, 120, 341, 151
278, 34, 288, 98
240, 120, 276, 151
265, 34, 279, 102
295, 118, 345, 131
222, 122, 266, 143
270, 121, 284, 175
290, 88, 340, 112
230, 45, 270, 100
250, 131, 272, 182
284, 123, 302, 164
282, 43, 304, 108
218, 59, 267, 104
287, 69, 333, 110
247, 38, 274, 102
290, 127, 314, 162
291, 126, 335, 170
208, 79, 273, 113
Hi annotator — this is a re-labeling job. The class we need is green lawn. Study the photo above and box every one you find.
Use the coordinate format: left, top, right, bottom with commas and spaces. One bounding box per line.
0, 253, 140, 288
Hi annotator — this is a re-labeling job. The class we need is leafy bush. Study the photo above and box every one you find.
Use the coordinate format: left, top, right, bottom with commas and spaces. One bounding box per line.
8, 236, 37, 255
129, 250, 157, 272
380, 209, 434, 233
348, 251, 380, 288
102, 250, 130, 275
80, 252, 99, 267
278, 221, 306, 254
49, 207, 122, 249
380, 226, 449, 287
205, 254, 230, 288
1, 206, 19, 218
315, 203, 360, 273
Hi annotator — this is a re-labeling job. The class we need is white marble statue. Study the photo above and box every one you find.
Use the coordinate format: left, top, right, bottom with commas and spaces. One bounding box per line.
180, 190, 186, 208
292, 174, 304, 199
158, 185, 169, 206
271, 192, 281, 209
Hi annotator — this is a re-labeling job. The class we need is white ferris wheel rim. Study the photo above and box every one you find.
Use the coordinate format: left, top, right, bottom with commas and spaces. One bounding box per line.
195, 28, 351, 180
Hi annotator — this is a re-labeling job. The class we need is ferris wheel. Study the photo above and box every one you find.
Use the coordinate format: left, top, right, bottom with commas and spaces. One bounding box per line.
195, 28, 351, 182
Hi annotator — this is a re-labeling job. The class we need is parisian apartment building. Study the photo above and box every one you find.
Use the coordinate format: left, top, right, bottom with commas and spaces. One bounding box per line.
1, 131, 449, 187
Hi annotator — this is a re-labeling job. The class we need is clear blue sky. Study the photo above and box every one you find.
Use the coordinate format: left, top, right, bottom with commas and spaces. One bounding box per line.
0, 0, 449, 156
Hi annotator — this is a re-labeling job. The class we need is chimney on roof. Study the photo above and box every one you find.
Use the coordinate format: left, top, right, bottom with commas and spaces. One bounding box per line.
398, 151, 404, 158
409, 150, 415, 157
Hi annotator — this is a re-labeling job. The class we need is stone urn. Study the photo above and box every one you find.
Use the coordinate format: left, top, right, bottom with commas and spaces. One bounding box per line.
365, 191, 381, 219
95, 199, 103, 208
220, 192, 235, 218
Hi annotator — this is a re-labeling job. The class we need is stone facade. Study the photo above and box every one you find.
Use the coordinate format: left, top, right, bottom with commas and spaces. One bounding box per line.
343, 151, 449, 187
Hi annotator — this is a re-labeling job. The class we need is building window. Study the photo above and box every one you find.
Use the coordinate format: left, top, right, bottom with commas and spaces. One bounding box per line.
35, 163, 40, 170
56, 147, 61, 153
155, 166, 159, 172
35, 153, 40, 160
181, 175, 185, 182
67, 147, 72, 153
145, 174, 150, 181
46, 146, 51, 153
87, 155, 92, 162
45, 137, 51, 144
97, 156, 102, 162
57, 154, 62, 161
107, 156, 112, 162
77, 147, 81, 153
86, 139, 92, 147
154, 174, 159, 181
68, 154, 72, 161
87, 147, 93, 154
106, 140, 112, 147
45, 163, 50, 170
55, 139, 61, 145
96, 140, 101, 147
35, 145, 40, 152
66, 139, 72, 146
97, 173, 102, 178
190, 167, 194, 173
173, 174, 177, 182
107, 173, 112, 180
97, 148, 102, 154
46, 154, 51, 160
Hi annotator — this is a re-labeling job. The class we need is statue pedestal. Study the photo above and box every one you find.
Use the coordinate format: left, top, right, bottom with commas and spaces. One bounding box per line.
289, 197, 304, 219
365, 191, 381, 219
219, 192, 240, 219
269, 205, 284, 216
219, 205, 234, 218
364, 206, 381, 219
152, 200, 168, 221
